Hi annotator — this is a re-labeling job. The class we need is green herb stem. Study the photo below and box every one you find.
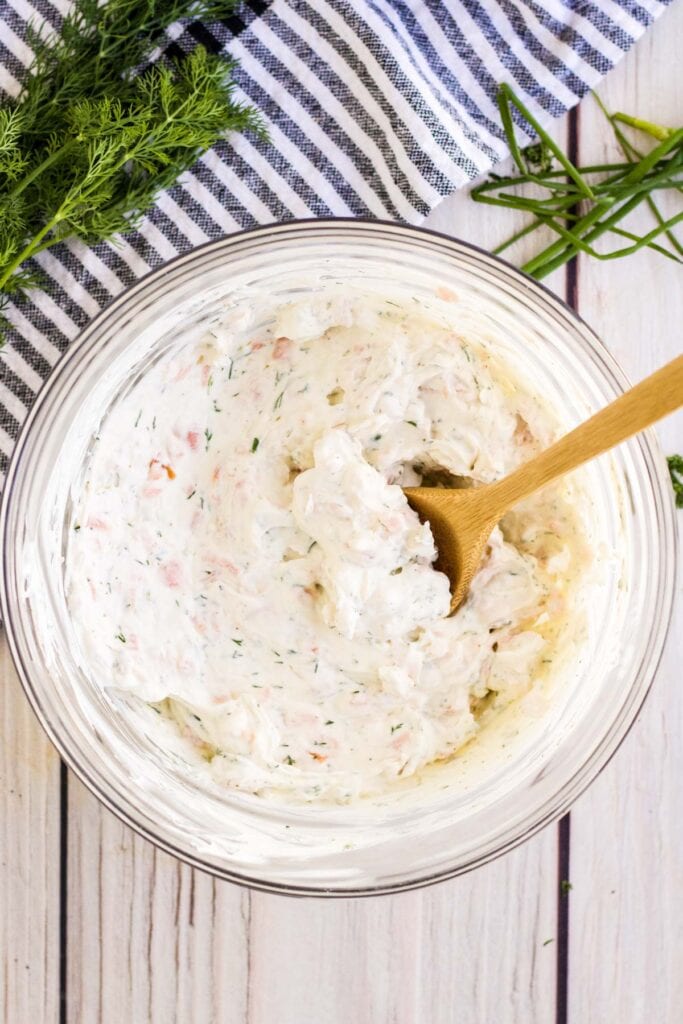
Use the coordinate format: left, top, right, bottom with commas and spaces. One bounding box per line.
492, 217, 543, 254
497, 83, 596, 199
0, 210, 64, 291
612, 112, 675, 142
473, 85, 683, 281
594, 93, 683, 259
8, 139, 77, 200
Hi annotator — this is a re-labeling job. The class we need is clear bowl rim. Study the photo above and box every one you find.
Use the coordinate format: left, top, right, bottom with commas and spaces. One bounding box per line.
0, 217, 677, 897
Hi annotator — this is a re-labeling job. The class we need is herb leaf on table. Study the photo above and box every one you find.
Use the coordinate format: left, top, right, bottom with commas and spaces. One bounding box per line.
668, 455, 683, 509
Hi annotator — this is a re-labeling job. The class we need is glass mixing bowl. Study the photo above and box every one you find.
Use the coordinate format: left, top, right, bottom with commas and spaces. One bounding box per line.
1, 220, 676, 895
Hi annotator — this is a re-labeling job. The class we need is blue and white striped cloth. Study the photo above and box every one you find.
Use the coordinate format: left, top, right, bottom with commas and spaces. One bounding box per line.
0, 0, 673, 478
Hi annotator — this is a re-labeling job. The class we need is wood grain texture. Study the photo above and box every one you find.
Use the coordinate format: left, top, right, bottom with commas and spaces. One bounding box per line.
245, 832, 558, 1024
562, 6, 683, 1019
0, 642, 60, 1024
66, 774, 250, 1023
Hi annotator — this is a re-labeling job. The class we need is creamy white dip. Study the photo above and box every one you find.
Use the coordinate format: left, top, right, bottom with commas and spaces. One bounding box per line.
66, 295, 586, 803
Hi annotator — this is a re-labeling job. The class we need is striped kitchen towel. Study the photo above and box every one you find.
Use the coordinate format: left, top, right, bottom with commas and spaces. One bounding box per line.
0, 0, 674, 478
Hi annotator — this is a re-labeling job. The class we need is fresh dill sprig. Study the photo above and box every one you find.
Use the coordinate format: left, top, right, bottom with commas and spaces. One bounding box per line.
0, 0, 262, 335
471, 84, 683, 280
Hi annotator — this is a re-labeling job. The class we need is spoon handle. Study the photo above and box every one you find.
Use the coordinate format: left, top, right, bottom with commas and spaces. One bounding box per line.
488, 353, 683, 512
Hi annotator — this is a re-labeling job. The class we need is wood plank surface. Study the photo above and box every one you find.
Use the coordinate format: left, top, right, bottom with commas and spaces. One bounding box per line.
66, 771, 559, 1024
562, 8, 683, 1019
66, 778, 250, 1023
0, 640, 60, 1024
246, 831, 558, 1024
0, 3, 681, 1021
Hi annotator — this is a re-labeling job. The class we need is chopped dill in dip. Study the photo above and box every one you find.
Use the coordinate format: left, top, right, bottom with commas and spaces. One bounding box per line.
66, 295, 587, 804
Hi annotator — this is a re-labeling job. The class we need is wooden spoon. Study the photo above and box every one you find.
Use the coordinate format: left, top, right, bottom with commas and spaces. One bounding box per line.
404, 354, 683, 614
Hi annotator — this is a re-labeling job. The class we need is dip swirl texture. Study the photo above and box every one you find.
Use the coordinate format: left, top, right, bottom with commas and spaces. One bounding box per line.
66, 296, 585, 802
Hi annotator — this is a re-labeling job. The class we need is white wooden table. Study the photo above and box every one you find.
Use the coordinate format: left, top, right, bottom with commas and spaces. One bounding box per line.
2, 6, 682, 1021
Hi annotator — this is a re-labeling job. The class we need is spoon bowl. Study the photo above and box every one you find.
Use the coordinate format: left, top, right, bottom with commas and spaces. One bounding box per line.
406, 353, 683, 611
403, 485, 500, 612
